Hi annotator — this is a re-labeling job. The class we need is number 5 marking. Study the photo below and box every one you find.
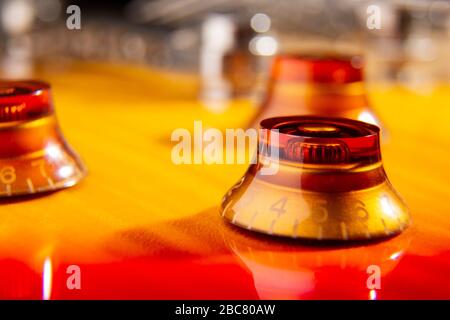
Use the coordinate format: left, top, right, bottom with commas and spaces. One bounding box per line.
312, 199, 328, 224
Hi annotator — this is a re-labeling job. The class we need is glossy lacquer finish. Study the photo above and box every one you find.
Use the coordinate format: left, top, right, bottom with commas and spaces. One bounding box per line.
0, 62, 449, 299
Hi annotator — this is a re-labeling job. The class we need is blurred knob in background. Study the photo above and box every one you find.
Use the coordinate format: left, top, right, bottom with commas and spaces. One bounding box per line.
250, 53, 381, 129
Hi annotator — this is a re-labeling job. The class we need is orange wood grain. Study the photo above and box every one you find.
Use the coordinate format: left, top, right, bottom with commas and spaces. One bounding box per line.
0, 62, 449, 299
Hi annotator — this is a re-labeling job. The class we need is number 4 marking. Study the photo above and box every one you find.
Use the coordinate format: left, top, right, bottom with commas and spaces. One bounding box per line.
270, 197, 288, 217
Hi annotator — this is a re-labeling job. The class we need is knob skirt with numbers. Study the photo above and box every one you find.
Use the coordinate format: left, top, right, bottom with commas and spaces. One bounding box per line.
220, 116, 410, 241
0, 81, 86, 197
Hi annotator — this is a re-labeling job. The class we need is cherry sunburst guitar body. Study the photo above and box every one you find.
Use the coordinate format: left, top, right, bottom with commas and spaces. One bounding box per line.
0, 61, 449, 299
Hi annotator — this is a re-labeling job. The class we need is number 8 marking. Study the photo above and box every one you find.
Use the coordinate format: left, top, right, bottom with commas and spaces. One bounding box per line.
0, 166, 16, 184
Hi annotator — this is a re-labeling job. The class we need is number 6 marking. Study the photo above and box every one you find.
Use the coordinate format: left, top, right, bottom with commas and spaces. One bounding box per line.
355, 200, 369, 221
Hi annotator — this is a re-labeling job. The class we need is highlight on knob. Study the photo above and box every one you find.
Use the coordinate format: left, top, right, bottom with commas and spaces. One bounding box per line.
251, 54, 381, 128
0, 81, 86, 197
221, 116, 410, 241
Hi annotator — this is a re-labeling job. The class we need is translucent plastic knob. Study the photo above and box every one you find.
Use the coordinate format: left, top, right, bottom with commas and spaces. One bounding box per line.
251, 54, 381, 128
0, 81, 86, 197
221, 116, 409, 241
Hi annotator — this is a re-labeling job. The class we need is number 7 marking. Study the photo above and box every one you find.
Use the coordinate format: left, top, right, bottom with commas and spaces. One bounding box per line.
31, 159, 48, 178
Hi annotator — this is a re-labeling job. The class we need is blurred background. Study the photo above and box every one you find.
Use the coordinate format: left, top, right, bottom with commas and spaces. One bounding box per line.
0, 0, 449, 99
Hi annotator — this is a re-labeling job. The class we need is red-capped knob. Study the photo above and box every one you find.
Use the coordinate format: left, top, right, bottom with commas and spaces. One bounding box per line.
221, 116, 409, 240
251, 54, 381, 128
0, 80, 86, 197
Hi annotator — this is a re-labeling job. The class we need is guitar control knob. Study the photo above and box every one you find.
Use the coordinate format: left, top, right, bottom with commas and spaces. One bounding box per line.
0, 81, 86, 197
251, 54, 381, 129
221, 116, 410, 241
